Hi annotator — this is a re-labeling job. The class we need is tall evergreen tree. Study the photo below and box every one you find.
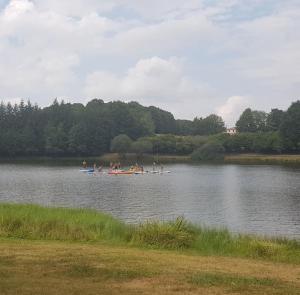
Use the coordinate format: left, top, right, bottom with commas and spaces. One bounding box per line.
280, 101, 300, 151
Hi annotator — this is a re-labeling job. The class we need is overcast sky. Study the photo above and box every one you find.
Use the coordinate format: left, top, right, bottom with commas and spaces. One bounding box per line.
0, 0, 299, 126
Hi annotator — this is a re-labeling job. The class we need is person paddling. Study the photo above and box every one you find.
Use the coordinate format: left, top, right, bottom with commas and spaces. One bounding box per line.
82, 160, 87, 168
153, 162, 157, 172
160, 165, 164, 173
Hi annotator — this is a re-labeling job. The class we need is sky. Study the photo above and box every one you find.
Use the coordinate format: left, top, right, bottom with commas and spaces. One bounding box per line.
0, 0, 299, 126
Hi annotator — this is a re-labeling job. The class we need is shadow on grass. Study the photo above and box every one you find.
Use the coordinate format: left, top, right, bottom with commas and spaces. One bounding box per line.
67, 262, 152, 282
188, 272, 299, 295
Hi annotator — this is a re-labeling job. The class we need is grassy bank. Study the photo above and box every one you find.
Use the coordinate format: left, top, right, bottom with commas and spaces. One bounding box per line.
102, 153, 300, 166
99, 153, 191, 164
224, 154, 300, 165
1, 204, 299, 295
0, 153, 191, 166
1, 153, 300, 166
0, 204, 299, 264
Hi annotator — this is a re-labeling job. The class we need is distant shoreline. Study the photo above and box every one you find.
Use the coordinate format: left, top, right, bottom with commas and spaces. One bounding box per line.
1, 153, 300, 166
224, 153, 300, 165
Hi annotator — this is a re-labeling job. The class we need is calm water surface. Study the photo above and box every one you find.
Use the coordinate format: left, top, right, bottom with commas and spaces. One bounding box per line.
0, 163, 299, 238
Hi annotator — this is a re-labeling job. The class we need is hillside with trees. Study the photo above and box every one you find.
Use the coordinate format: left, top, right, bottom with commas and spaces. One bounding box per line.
0, 98, 299, 157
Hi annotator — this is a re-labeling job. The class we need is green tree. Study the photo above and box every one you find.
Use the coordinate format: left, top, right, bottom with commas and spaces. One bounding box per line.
175, 119, 194, 135
266, 109, 285, 131
110, 134, 133, 158
45, 123, 68, 155
148, 106, 176, 134
252, 132, 283, 153
252, 111, 268, 131
149, 135, 177, 154
131, 139, 153, 160
280, 101, 300, 151
193, 114, 225, 135
68, 123, 90, 155
236, 108, 256, 132
236, 109, 268, 132
223, 133, 255, 153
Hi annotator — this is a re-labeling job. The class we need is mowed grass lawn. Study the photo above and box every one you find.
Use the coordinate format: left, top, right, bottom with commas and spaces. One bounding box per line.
0, 239, 300, 295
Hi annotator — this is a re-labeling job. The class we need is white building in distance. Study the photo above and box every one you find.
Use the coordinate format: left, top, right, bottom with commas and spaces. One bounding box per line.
226, 127, 237, 135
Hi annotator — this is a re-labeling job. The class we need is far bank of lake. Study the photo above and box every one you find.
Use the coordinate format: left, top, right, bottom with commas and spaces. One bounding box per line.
101, 153, 300, 166
1, 153, 300, 166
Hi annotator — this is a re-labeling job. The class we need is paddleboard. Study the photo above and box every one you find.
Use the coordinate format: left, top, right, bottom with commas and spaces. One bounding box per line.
150, 170, 171, 174
80, 169, 94, 173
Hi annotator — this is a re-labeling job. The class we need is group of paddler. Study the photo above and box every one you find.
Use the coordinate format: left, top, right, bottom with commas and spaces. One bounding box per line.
81, 160, 164, 174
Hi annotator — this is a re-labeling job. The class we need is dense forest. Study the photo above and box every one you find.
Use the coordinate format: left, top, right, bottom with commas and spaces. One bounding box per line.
0, 98, 299, 157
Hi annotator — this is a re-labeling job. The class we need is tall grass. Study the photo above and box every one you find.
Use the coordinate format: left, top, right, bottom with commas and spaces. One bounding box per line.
132, 217, 195, 249
0, 203, 130, 242
0, 204, 299, 263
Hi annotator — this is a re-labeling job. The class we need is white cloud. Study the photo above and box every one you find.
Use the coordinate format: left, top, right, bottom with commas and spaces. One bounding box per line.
2, 0, 34, 20
216, 96, 249, 127
0, 0, 299, 118
33, 0, 116, 17
109, 12, 221, 56
0, 0, 120, 102
84, 57, 211, 117
226, 6, 300, 87
115, 0, 204, 20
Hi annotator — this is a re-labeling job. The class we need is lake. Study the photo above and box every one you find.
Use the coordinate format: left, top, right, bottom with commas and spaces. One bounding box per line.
0, 163, 299, 239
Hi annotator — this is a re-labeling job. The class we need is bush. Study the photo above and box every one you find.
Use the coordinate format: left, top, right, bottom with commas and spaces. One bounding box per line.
131, 139, 153, 158
191, 141, 225, 161
252, 132, 283, 153
110, 134, 133, 157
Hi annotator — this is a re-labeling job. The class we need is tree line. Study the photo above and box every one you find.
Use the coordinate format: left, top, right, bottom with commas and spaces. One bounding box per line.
110, 101, 300, 158
0, 98, 299, 157
0, 99, 225, 156
235, 102, 300, 152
